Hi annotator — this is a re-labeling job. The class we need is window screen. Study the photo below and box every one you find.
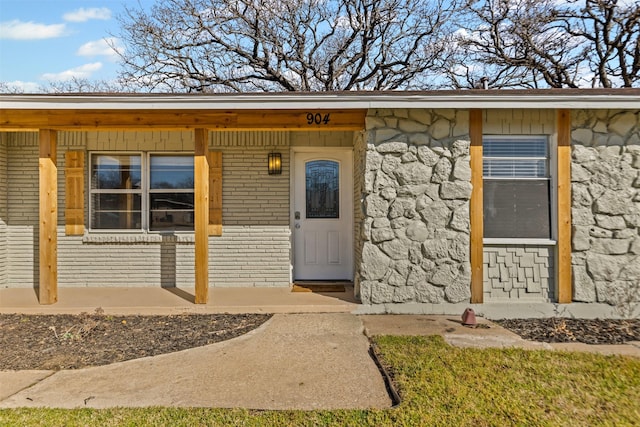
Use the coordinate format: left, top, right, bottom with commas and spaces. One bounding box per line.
483, 137, 551, 239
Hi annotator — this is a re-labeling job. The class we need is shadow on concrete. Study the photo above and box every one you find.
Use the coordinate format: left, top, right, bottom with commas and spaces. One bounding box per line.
159, 234, 195, 304
164, 287, 195, 304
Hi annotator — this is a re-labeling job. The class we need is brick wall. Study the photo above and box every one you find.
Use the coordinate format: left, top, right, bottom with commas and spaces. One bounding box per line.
2, 128, 358, 289
0, 134, 7, 287
3, 130, 300, 288
6, 134, 39, 286
210, 144, 291, 286
219, 146, 290, 226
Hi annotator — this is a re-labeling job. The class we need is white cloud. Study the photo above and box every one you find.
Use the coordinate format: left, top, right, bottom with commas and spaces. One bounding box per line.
63, 7, 112, 23
41, 62, 103, 81
77, 37, 123, 60
0, 19, 67, 40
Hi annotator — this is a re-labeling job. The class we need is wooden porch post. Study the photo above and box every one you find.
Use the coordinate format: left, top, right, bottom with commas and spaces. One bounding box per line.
556, 109, 572, 303
469, 109, 484, 304
194, 129, 209, 304
39, 129, 58, 304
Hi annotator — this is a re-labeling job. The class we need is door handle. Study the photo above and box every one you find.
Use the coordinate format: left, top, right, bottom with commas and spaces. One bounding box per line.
295, 223, 301, 229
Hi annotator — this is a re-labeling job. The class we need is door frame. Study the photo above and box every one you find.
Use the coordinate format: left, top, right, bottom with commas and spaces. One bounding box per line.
289, 146, 354, 283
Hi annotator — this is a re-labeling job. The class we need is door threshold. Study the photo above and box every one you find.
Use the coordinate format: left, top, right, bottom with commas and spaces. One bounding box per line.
292, 281, 351, 293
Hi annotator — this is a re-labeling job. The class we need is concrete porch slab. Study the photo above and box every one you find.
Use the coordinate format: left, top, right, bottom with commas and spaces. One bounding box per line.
0, 286, 358, 315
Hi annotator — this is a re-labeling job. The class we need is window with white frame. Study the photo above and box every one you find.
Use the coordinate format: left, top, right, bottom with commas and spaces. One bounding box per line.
483, 136, 551, 239
90, 153, 194, 231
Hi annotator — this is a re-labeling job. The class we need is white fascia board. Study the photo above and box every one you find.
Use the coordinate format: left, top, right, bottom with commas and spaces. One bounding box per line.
365, 92, 640, 109
1, 92, 639, 110
1, 94, 370, 110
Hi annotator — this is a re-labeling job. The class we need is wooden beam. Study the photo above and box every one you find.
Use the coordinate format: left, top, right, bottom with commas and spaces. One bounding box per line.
556, 109, 572, 303
469, 109, 484, 304
0, 109, 367, 131
39, 129, 58, 304
194, 128, 209, 304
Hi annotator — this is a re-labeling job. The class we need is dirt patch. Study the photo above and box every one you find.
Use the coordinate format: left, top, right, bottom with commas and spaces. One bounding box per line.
0, 312, 271, 371
495, 318, 640, 345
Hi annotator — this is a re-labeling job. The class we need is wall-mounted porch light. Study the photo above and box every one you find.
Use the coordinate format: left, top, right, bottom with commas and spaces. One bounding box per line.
268, 152, 282, 175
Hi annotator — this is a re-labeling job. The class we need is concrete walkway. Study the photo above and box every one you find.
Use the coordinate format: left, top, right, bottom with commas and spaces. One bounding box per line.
1, 313, 391, 410
1, 287, 639, 410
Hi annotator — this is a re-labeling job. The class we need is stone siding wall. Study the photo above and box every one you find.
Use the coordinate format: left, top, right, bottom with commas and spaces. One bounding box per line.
483, 245, 554, 301
358, 109, 472, 304
571, 110, 640, 304
353, 131, 367, 297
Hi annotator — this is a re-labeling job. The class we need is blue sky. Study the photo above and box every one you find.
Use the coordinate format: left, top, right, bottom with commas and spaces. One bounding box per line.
0, 0, 152, 91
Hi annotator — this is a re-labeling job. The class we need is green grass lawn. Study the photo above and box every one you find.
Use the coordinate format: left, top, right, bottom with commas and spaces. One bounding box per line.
2, 335, 639, 426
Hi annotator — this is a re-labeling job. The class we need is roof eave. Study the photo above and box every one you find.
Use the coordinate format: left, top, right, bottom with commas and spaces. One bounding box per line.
1, 90, 639, 110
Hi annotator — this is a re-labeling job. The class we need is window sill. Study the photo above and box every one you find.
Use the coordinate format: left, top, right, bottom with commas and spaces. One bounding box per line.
82, 233, 195, 244
483, 238, 556, 246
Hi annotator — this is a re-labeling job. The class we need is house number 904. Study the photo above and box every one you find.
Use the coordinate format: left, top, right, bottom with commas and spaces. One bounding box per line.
306, 112, 331, 125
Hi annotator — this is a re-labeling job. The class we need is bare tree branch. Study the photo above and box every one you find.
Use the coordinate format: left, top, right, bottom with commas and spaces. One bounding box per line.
113, 0, 462, 92
447, 0, 639, 88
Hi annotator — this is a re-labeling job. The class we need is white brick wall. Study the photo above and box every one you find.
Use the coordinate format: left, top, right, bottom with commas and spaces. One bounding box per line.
210, 226, 291, 286
3, 130, 297, 288
220, 147, 290, 226
58, 231, 163, 287
6, 135, 39, 287
0, 134, 7, 287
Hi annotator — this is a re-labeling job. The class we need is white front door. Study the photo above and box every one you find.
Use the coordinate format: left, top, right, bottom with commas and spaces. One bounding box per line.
293, 150, 353, 281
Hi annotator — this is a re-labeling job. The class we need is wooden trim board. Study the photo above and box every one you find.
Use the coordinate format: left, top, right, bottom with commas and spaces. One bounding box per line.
469, 109, 484, 304
556, 109, 572, 303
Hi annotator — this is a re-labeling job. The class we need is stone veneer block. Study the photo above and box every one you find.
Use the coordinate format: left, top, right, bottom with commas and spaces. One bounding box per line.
358, 109, 472, 305
571, 110, 640, 304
